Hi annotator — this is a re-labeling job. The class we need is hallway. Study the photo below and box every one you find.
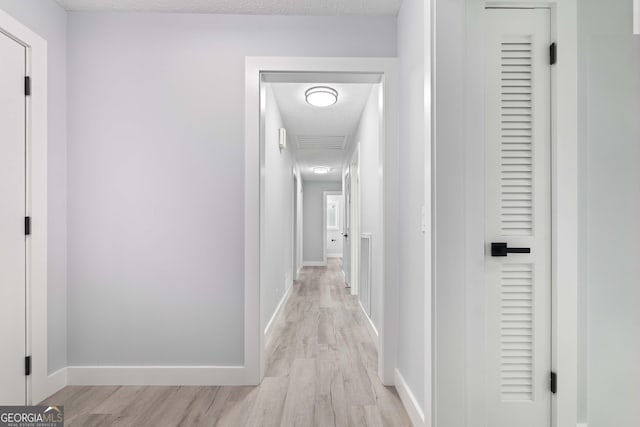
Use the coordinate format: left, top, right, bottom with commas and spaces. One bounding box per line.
40, 259, 410, 426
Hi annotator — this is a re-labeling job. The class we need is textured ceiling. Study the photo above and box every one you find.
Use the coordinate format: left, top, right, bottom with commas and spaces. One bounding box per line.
55, 0, 402, 15
270, 82, 373, 182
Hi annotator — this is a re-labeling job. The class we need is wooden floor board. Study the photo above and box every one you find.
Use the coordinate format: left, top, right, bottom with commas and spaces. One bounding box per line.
40, 259, 410, 426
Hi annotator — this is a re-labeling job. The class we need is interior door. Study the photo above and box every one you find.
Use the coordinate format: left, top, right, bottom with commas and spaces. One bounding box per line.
292, 174, 298, 280
343, 170, 351, 286
349, 150, 360, 294
0, 31, 28, 405
484, 8, 552, 427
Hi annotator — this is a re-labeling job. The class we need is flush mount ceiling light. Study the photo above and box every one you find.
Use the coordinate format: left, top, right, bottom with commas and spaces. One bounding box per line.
305, 86, 338, 107
312, 166, 331, 175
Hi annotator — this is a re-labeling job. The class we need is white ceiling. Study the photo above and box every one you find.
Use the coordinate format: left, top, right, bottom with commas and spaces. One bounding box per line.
270, 82, 373, 182
55, 0, 402, 15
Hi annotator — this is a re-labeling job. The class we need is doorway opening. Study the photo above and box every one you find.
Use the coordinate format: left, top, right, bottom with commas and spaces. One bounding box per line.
245, 58, 398, 385
260, 73, 383, 350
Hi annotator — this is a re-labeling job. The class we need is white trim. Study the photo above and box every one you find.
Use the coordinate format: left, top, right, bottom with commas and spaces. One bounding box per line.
327, 253, 343, 258
395, 369, 426, 427
246, 57, 399, 385
323, 190, 342, 265
634, 0, 640, 35
358, 300, 379, 349
0, 8, 49, 405
425, 0, 434, 423
263, 283, 293, 343
43, 368, 67, 401
460, 2, 578, 427
66, 366, 247, 386
576, 424, 587, 427
302, 261, 327, 267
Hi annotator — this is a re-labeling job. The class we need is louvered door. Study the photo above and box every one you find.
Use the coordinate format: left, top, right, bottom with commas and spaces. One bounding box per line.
484, 8, 551, 427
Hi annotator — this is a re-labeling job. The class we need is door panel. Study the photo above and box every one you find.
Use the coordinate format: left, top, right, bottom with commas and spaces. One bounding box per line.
485, 8, 551, 427
343, 171, 351, 285
0, 31, 27, 405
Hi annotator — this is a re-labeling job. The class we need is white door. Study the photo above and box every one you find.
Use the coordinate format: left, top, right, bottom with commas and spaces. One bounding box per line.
0, 31, 28, 405
343, 170, 351, 285
326, 195, 343, 257
484, 8, 552, 427
349, 149, 360, 294
293, 174, 298, 280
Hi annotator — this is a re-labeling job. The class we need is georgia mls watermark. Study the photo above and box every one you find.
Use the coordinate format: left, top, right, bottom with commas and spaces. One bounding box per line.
0, 406, 63, 427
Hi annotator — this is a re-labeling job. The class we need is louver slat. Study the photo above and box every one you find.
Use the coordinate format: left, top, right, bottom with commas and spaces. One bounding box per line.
500, 39, 533, 236
501, 264, 534, 401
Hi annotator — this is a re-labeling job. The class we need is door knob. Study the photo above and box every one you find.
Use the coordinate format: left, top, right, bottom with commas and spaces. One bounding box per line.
343, 233, 348, 238
491, 242, 531, 257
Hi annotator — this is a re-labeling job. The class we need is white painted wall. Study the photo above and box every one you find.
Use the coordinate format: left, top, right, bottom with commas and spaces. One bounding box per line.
578, 1, 640, 425
261, 84, 296, 332
326, 194, 343, 257
66, 12, 396, 366
396, 0, 429, 419
302, 181, 342, 264
350, 85, 384, 329
0, 0, 68, 374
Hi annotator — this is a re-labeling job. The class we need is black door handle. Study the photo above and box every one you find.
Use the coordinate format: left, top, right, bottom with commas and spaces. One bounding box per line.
343, 233, 348, 238
491, 242, 531, 257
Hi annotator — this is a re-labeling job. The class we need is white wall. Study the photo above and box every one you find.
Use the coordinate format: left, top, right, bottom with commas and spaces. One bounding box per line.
302, 181, 342, 264
0, 0, 67, 374
351, 85, 384, 328
66, 12, 395, 365
396, 0, 429, 419
261, 84, 295, 331
578, 1, 640, 425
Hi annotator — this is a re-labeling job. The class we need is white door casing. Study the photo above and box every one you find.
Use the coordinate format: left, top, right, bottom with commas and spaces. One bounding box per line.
485, 7, 552, 427
0, 30, 27, 405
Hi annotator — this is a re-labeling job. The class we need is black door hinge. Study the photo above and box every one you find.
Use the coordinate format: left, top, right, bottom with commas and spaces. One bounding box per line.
25, 356, 31, 376
550, 43, 557, 65
24, 76, 31, 96
550, 371, 557, 394
25, 217, 31, 236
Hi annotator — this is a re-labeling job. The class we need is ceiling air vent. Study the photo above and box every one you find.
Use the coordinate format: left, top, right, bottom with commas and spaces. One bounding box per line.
296, 135, 347, 151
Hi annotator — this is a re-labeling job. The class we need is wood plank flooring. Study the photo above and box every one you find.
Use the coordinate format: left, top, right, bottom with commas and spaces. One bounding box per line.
41, 259, 411, 426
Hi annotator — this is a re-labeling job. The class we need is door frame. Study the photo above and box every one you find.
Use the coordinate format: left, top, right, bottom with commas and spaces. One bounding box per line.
460, 2, 578, 427
323, 191, 343, 263
0, 9, 49, 404
245, 57, 399, 384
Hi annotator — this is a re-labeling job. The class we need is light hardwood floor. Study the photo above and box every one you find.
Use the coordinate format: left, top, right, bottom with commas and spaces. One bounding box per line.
41, 259, 411, 426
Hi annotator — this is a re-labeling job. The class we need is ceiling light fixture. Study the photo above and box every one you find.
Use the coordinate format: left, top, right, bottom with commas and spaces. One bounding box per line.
305, 86, 338, 107
312, 166, 330, 175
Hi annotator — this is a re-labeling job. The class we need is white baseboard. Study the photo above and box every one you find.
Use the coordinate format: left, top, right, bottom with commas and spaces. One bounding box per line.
394, 369, 425, 427
358, 300, 379, 349
264, 283, 293, 343
577, 424, 588, 427
327, 253, 343, 258
35, 367, 68, 403
303, 261, 327, 267
66, 365, 249, 386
